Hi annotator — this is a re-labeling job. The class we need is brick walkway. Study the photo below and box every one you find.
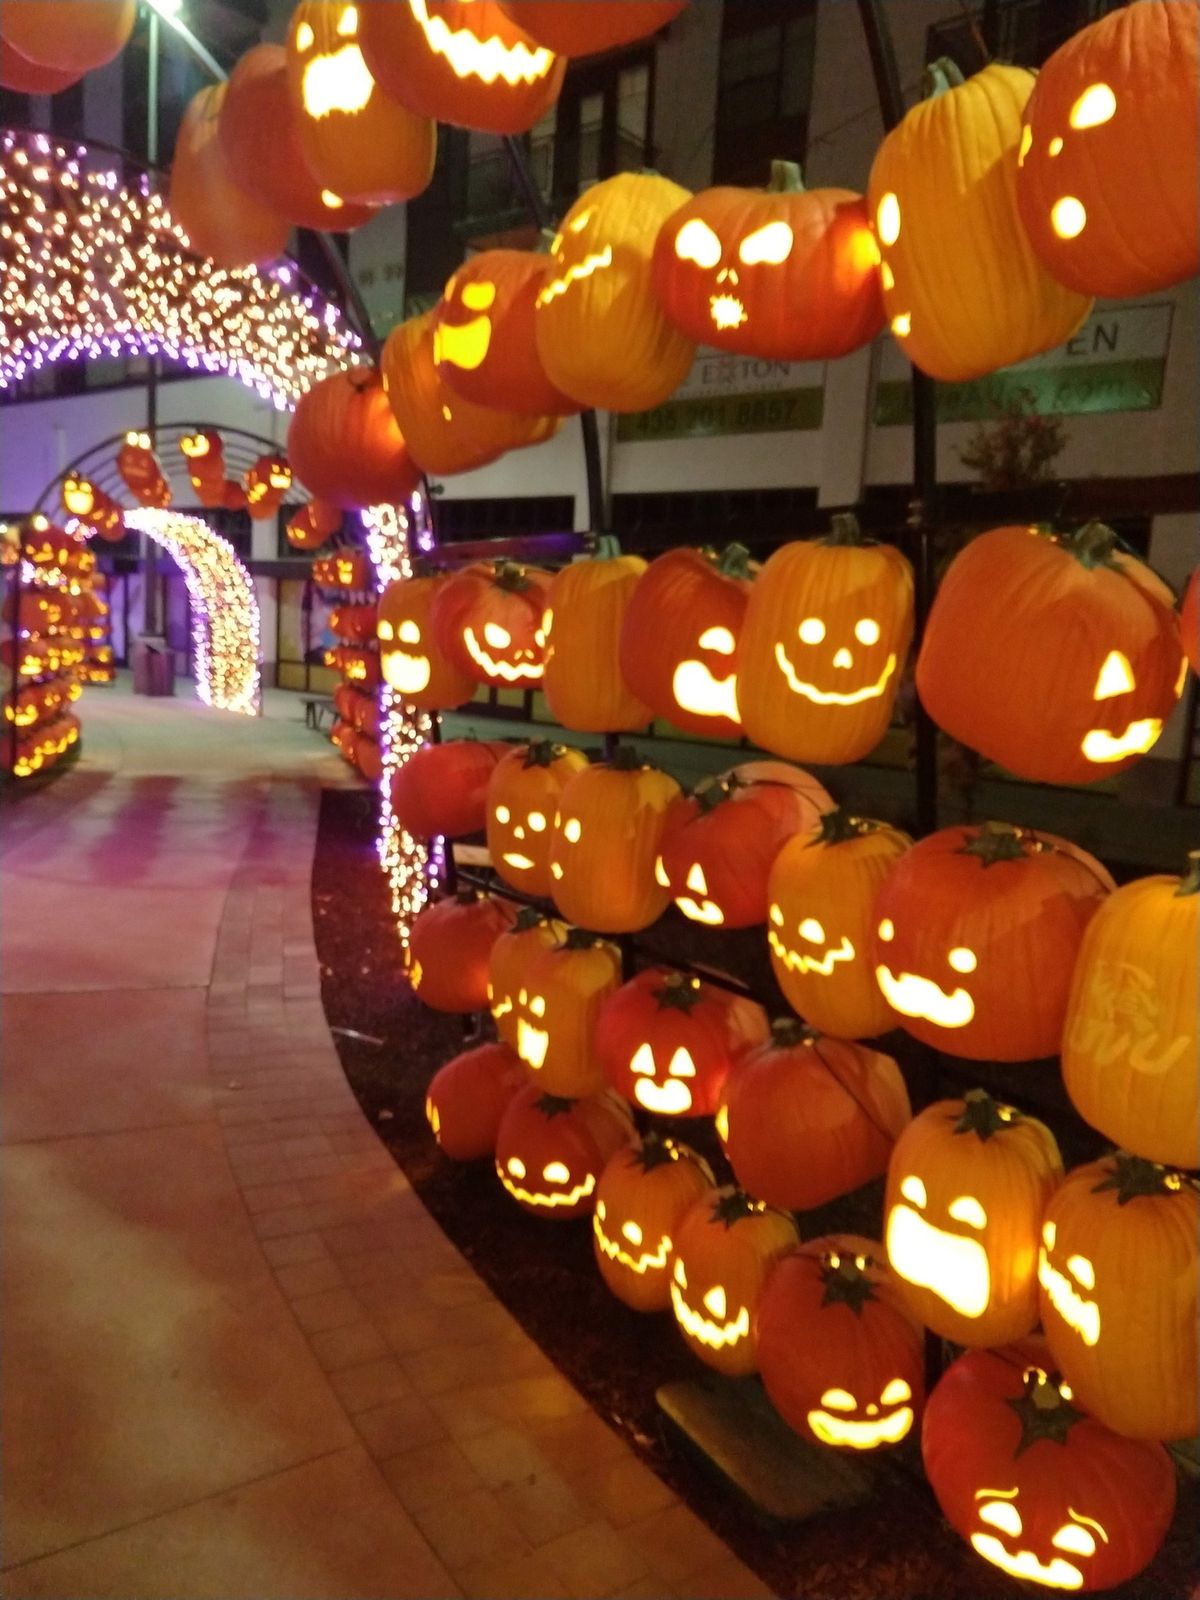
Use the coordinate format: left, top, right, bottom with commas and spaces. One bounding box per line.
0, 682, 771, 1600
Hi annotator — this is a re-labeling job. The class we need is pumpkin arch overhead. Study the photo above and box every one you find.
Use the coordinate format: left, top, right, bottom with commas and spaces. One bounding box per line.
287, 367, 420, 510
498, 1, 688, 56
170, 86, 291, 271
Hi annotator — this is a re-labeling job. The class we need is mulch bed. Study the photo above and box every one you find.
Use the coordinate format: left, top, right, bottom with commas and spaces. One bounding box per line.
311, 784, 1198, 1600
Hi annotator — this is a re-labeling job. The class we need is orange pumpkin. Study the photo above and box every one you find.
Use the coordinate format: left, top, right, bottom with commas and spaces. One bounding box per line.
430, 560, 552, 688
377, 573, 476, 709
1183, 568, 1199, 675
593, 1135, 714, 1314
425, 1041, 526, 1160
541, 555, 652, 734
313, 550, 371, 591
509, 928, 622, 1098
0, 38, 81, 92
288, 367, 420, 511
169, 86, 290, 270
179, 429, 226, 507
244, 453, 293, 521
388, 738, 510, 840
287, 499, 342, 550
486, 741, 589, 898
487, 909, 566, 1046
60, 477, 123, 541
498, 1, 687, 56
495, 1087, 633, 1219
408, 890, 516, 1013
116, 432, 171, 509
1, 0, 134, 74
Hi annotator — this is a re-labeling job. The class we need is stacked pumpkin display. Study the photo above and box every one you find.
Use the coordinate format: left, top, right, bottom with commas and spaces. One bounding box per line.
1, 519, 88, 778
311, 544, 381, 780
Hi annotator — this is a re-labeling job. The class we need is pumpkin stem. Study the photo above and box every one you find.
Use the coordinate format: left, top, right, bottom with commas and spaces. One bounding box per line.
1092, 1151, 1195, 1205
630, 1131, 683, 1172
958, 820, 1030, 867
608, 744, 649, 773
511, 905, 547, 933
493, 561, 531, 593
522, 739, 568, 769
710, 1188, 764, 1228
823, 512, 866, 548
819, 1247, 879, 1316
453, 887, 478, 907
954, 1088, 1021, 1141
535, 226, 557, 256
694, 772, 741, 812
1061, 520, 1120, 570
767, 159, 805, 194
714, 542, 754, 580
655, 971, 706, 1012
770, 1016, 817, 1049
535, 1093, 577, 1119
561, 926, 607, 952
1009, 1366, 1085, 1455
816, 807, 877, 845
922, 57, 967, 98
1176, 850, 1200, 897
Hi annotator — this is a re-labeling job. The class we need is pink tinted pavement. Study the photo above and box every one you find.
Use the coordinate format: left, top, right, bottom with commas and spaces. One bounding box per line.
0, 681, 772, 1600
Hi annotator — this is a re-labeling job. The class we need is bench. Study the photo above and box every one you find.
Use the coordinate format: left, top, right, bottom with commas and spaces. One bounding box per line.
302, 696, 336, 732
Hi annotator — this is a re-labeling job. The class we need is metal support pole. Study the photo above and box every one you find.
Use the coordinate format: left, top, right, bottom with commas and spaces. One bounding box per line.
141, 4, 161, 642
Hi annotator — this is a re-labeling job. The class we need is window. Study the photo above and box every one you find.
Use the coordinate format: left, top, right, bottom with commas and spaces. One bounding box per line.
713, 1, 817, 185
926, 0, 1127, 75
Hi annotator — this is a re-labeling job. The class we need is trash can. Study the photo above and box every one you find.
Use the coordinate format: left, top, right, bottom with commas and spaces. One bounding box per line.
132, 636, 176, 697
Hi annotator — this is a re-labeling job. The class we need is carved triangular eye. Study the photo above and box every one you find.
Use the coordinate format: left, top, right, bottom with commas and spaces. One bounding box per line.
630, 1043, 655, 1077
667, 1048, 696, 1078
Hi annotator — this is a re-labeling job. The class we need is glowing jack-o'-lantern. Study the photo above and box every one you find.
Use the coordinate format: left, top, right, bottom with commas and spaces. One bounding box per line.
758, 1237, 923, 1452
497, 1, 687, 56
739, 515, 915, 765
595, 970, 768, 1120
377, 573, 476, 710
872, 822, 1113, 1061
170, 85, 291, 270
541, 554, 653, 734
116, 433, 171, 509
669, 1188, 798, 1377
288, 367, 420, 511
652, 161, 884, 361
767, 809, 911, 1039
535, 172, 696, 413
923, 1341, 1177, 1593
866, 61, 1091, 383
430, 560, 552, 688
486, 741, 588, 897
244, 453, 292, 521
594, 1134, 714, 1313
487, 909, 566, 1045
178, 430, 229, 509
60, 477, 123, 541
917, 522, 1184, 786
1015, 2, 1198, 298
359, 0, 565, 136
495, 1086, 633, 1219
388, 738, 510, 840
508, 928, 621, 1099
287, 499, 342, 551
884, 1090, 1063, 1347
313, 551, 371, 591
285, 3, 436, 208
656, 761, 831, 929
407, 890, 516, 1013
619, 545, 754, 739
425, 1041, 526, 1161
1038, 1153, 1198, 1442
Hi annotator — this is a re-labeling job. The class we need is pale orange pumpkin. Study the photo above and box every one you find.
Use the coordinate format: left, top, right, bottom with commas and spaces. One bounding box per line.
170, 86, 290, 270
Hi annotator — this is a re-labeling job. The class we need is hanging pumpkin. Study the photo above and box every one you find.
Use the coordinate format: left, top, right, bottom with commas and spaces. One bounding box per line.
656, 760, 831, 929
535, 172, 696, 413
1181, 567, 1199, 674
285, 2, 436, 207
923, 1341, 1177, 1594
359, 0, 565, 135
327, 645, 380, 689
178, 430, 226, 507
222, 480, 250, 513
917, 523, 1185, 786
287, 499, 342, 550
287, 367, 420, 511
487, 908, 566, 1046
218, 43, 375, 231
885, 1090, 1063, 1347
1038, 1152, 1198, 1442
434, 251, 580, 417
669, 1188, 798, 1378
329, 601, 378, 644
1062, 856, 1198, 1169
758, 1237, 924, 1453
429, 560, 552, 688
866, 61, 1092, 382
388, 738, 510, 840
495, 1087, 633, 1219
313, 550, 371, 590
549, 749, 682, 933
497, 1, 687, 56
60, 477, 123, 541
653, 161, 884, 360
541, 553, 652, 733
872, 822, 1113, 1062
425, 1041, 526, 1160
486, 741, 589, 897
381, 311, 560, 478
739, 515, 915, 766
408, 890, 516, 1013
377, 573, 477, 709
115, 432, 171, 509
767, 809, 911, 1040
509, 928, 622, 1099
593, 1134, 715, 1313
618, 544, 754, 739
720, 1020, 910, 1212
0, 38, 82, 93
1, 0, 134, 74
1016, 1, 1198, 299
169, 86, 291, 270
244, 453, 293, 521
596, 970, 768, 1120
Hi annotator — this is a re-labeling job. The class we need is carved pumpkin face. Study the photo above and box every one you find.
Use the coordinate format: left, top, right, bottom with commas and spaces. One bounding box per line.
407, 891, 516, 1014
425, 1041, 526, 1162
429, 560, 552, 688
313, 551, 371, 591
377, 574, 476, 711
593, 1135, 715, 1314
508, 930, 621, 1100
487, 912, 564, 1042
486, 741, 588, 897
116, 432, 171, 508
495, 1086, 634, 1219
244, 452, 292, 520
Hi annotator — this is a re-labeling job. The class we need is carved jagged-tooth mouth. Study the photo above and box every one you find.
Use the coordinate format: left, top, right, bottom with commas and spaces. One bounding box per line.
497, 1165, 595, 1210
382, 651, 432, 695
774, 643, 897, 706
302, 45, 375, 118
807, 1406, 913, 1449
1038, 1248, 1100, 1346
710, 294, 747, 331
876, 964, 974, 1028
675, 896, 725, 926
671, 659, 739, 722
670, 1283, 750, 1349
969, 1535, 1085, 1591
536, 248, 613, 307
517, 1017, 549, 1070
769, 929, 853, 975
463, 629, 543, 682
886, 1203, 990, 1318
1080, 719, 1162, 763
593, 1218, 672, 1275
412, 0, 556, 85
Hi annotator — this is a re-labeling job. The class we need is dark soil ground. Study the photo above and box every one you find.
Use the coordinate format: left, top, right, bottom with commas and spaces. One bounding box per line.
312, 785, 1199, 1600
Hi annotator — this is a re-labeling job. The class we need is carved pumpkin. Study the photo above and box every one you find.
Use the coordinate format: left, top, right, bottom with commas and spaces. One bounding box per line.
244, 453, 293, 521
425, 1041, 526, 1160
885, 1090, 1063, 1347
382, 311, 560, 477
535, 171, 696, 412
313, 551, 371, 590
430, 560, 552, 688
924, 1341, 1177, 1593
115, 432, 171, 509
509, 928, 622, 1099
287, 499, 342, 550
487, 908, 566, 1046
1038, 1152, 1198, 1442
495, 1087, 633, 1219
498, 1, 687, 56
656, 761, 831, 929
333, 683, 375, 734
872, 822, 1113, 1061
541, 554, 653, 733
739, 515, 915, 765
359, 0, 565, 135
669, 1188, 798, 1377
758, 1238, 924, 1452
596, 970, 768, 1120
1, 0, 134, 74
1062, 857, 1199, 1169
354, 732, 382, 783
720, 1019, 910, 1212
486, 740, 589, 897
917, 523, 1185, 786
219, 43, 374, 231
434, 251, 579, 416
866, 61, 1091, 382
767, 809, 911, 1041
388, 738, 510, 840
408, 889, 516, 1013
179, 430, 228, 509
1181, 567, 1199, 675
593, 1134, 714, 1313
0, 39, 81, 93
618, 545, 753, 739
285, 1, 436, 207
1016, 1, 1198, 298
288, 367, 420, 511
653, 161, 884, 360
170, 86, 291, 270
60, 477, 123, 541
549, 749, 682, 933
329, 601, 377, 645
377, 573, 476, 709
328, 645, 380, 690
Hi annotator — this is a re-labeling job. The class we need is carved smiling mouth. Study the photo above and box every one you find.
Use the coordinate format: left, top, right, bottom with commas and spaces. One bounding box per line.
876, 965, 975, 1028
807, 1406, 914, 1449
775, 644, 898, 706
886, 1203, 990, 1318
303, 45, 375, 117
670, 1284, 750, 1350
675, 896, 725, 926
433, 315, 492, 372
969, 1536, 1085, 1591
594, 1216, 672, 1276
517, 1018, 549, 1071
463, 628, 543, 682
671, 659, 739, 722
412, 0, 556, 85
382, 651, 431, 695
497, 1164, 595, 1210
536, 247, 613, 307
1080, 719, 1163, 763
633, 1079, 693, 1116
769, 929, 854, 975
710, 294, 747, 331
1038, 1247, 1100, 1347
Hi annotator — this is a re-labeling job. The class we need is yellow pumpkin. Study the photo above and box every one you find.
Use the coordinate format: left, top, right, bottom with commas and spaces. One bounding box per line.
541, 554, 652, 733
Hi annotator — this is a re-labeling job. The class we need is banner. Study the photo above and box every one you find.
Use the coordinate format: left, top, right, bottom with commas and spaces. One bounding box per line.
617, 349, 825, 443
